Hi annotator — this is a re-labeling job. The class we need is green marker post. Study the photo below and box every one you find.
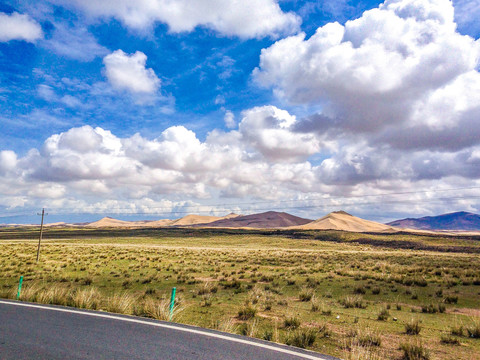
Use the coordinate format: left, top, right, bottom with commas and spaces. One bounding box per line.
16, 276, 23, 300
169, 287, 176, 321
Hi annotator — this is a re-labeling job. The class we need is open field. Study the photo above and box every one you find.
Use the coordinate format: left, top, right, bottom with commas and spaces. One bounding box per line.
1, 227, 480, 359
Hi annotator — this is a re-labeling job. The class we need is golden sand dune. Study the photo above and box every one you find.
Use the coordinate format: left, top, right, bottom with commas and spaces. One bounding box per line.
146, 219, 174, 227
293, 211, 399, 233
85, 217, 172, 228
85, 217, 139, 228
44, 222, 67, 227
170, 213, 239, 226
84, 213, 240, 228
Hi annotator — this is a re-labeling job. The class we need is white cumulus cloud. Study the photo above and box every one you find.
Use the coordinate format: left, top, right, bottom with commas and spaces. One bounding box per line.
103, 50, 160, 94
0, 151, 17, 175
224, 110, 236, 129
1, 120, 480, 218
254, 0, 480, 152
239, 106, 320, 162
55, 0, 300, 38
0, 12, 43, 42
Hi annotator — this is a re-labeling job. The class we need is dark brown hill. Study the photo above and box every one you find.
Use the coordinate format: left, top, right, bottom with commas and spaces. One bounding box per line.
199, 211, 312, 228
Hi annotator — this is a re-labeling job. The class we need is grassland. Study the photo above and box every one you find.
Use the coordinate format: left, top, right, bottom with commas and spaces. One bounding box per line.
1, 227, 480, 359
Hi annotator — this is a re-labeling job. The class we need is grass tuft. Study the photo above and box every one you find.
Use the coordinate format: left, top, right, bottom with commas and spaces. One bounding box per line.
405, 318, 422, 335
285, 328, 316, 348
283, 316, 301, 329
237, 304, 256, 320
106, 292, 135, 314
399, 341, 430, 360
341, 295, 367, 309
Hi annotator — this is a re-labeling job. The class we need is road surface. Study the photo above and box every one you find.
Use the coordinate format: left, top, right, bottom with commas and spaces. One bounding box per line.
0, 300, 339, 360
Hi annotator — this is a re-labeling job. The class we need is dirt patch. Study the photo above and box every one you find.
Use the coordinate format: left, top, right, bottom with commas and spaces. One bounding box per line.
449, 308, 480, 317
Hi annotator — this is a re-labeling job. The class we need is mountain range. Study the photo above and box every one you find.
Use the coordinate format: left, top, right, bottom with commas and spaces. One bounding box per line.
4, 210, 480, 233
387, 211, 480, 231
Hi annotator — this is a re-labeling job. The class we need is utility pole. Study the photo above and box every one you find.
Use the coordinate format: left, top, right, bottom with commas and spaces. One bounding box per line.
36, 208, 46, 263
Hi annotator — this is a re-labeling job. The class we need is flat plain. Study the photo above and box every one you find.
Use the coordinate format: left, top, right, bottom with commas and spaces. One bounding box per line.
1, 227, 479, 359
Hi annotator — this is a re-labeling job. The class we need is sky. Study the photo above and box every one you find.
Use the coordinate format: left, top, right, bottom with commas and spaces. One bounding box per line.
0, 0, 479, 224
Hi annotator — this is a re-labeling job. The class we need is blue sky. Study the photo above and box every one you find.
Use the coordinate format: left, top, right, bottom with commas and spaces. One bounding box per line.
0, 0, 479, 224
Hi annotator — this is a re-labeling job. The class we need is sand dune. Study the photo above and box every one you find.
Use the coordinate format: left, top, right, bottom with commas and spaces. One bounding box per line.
85, 217, 139, 228
44, 222, 67, 227
146, 219, 174, 227
202, 211, 312, 228
170, 215, 221, 226
84, 213, 239, 228
85, 217, 173, 228
170, 213, 239, 226
293, 211, 399, 233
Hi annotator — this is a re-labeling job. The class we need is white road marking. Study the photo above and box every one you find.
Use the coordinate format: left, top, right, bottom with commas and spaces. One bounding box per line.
0, 300, 331, 360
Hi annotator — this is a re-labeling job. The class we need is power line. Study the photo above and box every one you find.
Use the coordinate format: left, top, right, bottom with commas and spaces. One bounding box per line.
1, 194, 479, 218
37, 185, 480, 211
73, 194, 480, 215
0, 186, 479, 218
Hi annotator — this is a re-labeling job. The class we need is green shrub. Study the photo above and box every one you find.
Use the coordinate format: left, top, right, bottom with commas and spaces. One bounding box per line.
400, 342, 430, 360
285, 328, 316, 348
440, 335, 460, 345
284, 316, 301, 329
341, 295, 367, 309
358, 328, 382, 347
405, 319, 422, 335
466, 321, 480, 338
444, 296, 458, 304
371, 287, 381, 295
450, 325, 464, 337
353, 285, 366, 294
237, 305, 256, 320
421, 303, 445, 314
377, 307, 389, 321
299, 288, 313, 302
414, 278, 428, 287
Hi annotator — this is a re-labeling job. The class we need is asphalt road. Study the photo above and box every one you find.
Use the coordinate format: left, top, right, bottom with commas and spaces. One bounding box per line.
0, 300, 339, 360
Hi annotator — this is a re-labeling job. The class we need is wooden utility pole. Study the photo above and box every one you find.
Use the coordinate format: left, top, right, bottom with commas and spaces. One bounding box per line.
36, 208, 46, 263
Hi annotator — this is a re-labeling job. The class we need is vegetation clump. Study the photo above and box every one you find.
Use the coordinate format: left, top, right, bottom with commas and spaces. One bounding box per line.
285, 328, 316, 348
400, 342, 430, 360
466, 320, 480, 338
237, 305, 256, 320
340, 295, 367, 309
377, 307, 389, 321
283, 316, 301, 329
405, 319, 422, 335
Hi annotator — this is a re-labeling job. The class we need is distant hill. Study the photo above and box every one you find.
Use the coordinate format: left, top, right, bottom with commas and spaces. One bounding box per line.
202, 211, 312, 228
292, 211, 398, 233
387, 211, 480, 230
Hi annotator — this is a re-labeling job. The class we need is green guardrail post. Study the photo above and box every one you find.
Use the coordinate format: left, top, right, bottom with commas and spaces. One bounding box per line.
16, 276, 23, 300
169, 287, 176, 321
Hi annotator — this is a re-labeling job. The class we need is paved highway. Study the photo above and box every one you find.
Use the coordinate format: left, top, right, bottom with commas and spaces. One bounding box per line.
0, 300, 338, 360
